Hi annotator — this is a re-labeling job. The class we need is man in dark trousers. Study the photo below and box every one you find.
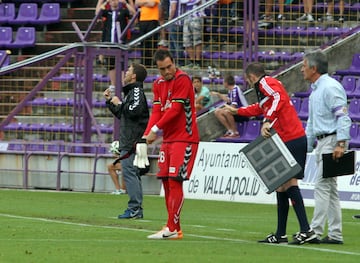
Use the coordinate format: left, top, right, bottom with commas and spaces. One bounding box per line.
103, 63, 149, 219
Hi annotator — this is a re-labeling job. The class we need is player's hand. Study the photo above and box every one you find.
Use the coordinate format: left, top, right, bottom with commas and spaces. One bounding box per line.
145, 131, 157, 145
261, 122, 272, 138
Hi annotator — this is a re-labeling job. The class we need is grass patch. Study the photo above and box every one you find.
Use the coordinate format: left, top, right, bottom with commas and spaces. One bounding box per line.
0, 189, 359, 262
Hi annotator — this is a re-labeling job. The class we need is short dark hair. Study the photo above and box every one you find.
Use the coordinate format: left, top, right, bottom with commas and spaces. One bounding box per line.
132, 63, 147, 83
192, 75, 202, 82
153, 49, 174, 64
245, 62, 266, 77
224, 75, 235, 85
303, 50, 328, 75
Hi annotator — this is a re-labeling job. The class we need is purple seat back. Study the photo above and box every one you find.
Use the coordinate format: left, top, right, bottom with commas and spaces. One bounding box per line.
290, 97, 302, 113
341, 76, 357, 97
0, 3, 15, 23
11, 27, 36, 48
0, 27, 13, 47
298, 97, 309, 120
34, 3, 60, 25
238, 120, 261, 143
13, 3, 38, 24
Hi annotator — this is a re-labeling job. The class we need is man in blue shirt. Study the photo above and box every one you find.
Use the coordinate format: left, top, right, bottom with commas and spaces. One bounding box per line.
301, 50, 351, 244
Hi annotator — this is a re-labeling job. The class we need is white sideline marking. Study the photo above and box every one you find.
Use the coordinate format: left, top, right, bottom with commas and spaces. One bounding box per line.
1, 213, 359, 256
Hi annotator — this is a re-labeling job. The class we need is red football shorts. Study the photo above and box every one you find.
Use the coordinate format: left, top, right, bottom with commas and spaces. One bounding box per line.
157, 142, 199, 181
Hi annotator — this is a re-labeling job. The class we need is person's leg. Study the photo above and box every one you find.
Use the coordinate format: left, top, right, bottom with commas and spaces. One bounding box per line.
327, 177, 343, 241
108, 162, 121, 190
214, 108, 232, 134
275, 191, 289, 237
119, 151, 143, 215
166, 179, 184, 232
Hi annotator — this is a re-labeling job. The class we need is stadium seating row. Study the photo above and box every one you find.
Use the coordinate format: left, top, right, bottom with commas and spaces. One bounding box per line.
0, 3, 60, 25
0, 26, 35, 49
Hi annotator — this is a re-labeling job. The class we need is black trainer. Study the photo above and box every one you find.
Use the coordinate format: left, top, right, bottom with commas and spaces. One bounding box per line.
289, 229, 318, 245
258, 233, 288, 244
320, 236, 343, 244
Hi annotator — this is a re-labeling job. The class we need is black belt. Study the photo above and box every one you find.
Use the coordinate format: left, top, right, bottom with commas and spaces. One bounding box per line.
316, 132, 336, 140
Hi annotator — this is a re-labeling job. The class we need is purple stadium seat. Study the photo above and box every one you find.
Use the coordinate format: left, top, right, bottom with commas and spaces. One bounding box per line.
238, 120, 261, 143
47, 140, 66, 152
12, 3, 38, 25
26, 140, 45, 151
28, 123, 47, 132
293, 86, 311, 98
348, 99, 360, 121
28, 96, 50, 106
52, 73, 76, 81
297, 97, 309, 120
349, 123, 360, 149
93, 73, 110, 82
0, 3, 15, 24
51, 97, 74, 106
3, 122, 25, 131
33, 3, 60, 25
49, 123, 73, 132
336, 54, 360, 76
290, 96, 302, 113
349, 80, 360, 98
0, 27, 13, 48
10, 27, 36, 48
7, 140, 25, 151
341, 76, 357, 98
202, 77, 211, 85
0, 50, 10, 67
93, 99, 106, 108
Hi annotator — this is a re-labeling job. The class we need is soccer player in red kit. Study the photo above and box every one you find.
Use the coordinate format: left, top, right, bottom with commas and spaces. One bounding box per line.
145, 49, 200, 240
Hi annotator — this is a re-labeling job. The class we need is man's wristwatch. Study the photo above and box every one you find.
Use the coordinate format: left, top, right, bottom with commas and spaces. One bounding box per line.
337, 141, 345, 148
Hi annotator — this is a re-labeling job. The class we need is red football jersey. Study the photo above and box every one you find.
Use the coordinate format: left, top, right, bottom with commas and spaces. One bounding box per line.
237, 76, 305, 142
144, 69, 200, 143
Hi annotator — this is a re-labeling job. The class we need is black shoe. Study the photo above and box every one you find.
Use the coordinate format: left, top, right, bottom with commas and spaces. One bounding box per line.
353, 214, 360, 219
289, 229, 318, 245
320, 236, 343, 244
258, 233, 288, 244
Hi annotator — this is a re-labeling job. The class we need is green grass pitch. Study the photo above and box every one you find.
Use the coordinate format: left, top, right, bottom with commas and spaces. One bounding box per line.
0, 189, 359, 262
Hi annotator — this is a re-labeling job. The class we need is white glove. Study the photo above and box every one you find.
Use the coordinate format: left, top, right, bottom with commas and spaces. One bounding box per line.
133, 143, 149, 169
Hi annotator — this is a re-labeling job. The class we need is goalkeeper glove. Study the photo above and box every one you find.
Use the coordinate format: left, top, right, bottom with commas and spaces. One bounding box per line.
133, 139, 149, 169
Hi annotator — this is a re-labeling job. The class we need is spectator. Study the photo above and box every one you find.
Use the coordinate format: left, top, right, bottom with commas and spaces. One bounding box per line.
108, 141, 127, 194
168, 0, 187, 66
296, 0, 315, 22
193, 75, 213, 112
183, 0, 205, 69
318, 0, 345, 23
212, 75, 248, 137
225, 62, 317, 245
158, 0, 169, 47
135, 0, 160, 66
145, 49, 199, 239
258, 0, 286, 29
96, 0, 136, 88
211, 0, 235, 43
103, 63, 150, 219
302, 50, 351, 244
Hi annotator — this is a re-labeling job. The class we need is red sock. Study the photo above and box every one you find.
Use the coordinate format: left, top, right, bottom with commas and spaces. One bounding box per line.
166, 179, 184, 232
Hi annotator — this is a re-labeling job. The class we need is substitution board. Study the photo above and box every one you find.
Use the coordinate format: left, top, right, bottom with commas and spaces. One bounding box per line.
240, 130, 302, 194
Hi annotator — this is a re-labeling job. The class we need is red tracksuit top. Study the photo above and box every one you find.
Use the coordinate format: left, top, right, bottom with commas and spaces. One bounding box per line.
144, 69, 200, 143
237, 76, 305, 142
